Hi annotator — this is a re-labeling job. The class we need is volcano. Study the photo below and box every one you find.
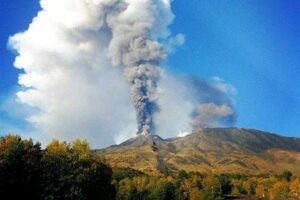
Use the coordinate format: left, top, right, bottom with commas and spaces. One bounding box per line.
96, 128, 300, 176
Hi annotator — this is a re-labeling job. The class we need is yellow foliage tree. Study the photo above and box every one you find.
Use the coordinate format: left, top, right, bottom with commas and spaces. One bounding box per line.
242, 177, 257, 195
71, 139, 91, 160
289, 178, 300, 200
255, 176, 277, 199
269, 181, 290, 200
201, 175, 222, 200
231, 178, 243, 195
45, 139, 69, 156
189, 187, 202, 200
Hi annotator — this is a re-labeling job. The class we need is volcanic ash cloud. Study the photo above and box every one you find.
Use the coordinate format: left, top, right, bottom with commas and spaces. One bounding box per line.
105, 0, 173, 135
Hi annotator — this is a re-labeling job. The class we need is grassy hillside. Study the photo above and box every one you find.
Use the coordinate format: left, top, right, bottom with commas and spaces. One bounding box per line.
96, 128, 300, 176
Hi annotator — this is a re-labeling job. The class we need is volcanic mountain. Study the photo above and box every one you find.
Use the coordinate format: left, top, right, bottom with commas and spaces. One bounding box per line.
96, 128, 300, 176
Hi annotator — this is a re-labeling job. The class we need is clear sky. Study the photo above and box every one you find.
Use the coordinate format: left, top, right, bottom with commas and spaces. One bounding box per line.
0, 0, 299, 138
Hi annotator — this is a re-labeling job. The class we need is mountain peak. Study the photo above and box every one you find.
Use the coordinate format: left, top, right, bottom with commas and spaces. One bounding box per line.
117, 134, 164, 147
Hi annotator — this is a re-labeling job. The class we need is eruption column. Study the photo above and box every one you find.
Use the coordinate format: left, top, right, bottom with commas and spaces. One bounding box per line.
107, 1, 171, 135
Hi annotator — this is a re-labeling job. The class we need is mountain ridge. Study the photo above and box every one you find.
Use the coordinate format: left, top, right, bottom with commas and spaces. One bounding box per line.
96, 128, 300, 176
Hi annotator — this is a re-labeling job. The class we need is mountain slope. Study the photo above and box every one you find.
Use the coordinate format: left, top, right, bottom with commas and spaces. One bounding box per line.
96, 128, 300, 176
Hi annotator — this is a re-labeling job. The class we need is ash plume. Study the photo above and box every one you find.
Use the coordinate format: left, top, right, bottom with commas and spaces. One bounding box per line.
124, 66, 161, 135
105, 0, 173, 135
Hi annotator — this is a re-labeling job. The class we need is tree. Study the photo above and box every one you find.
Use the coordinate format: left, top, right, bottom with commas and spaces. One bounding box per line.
289, 178, 300, 200
231, 178, 244, 195
177, 170, 189, 180
72, 139, 91, 160
82, 159, 116, 200
269, 181, 290, 200
0, 135, 42, 199
282, 170, 293, 182
217, 174, 233, 194
116, 178, 142, 200
154, 182, 176, 200
189, 187, 202, 200
113, 168, 145, 182
255, 177, 277, 199
41, 139, 115, 200
242, 178, 257, 195
200, 175, 223, 200
40, 140, 73, 199
175, 179, 192, 200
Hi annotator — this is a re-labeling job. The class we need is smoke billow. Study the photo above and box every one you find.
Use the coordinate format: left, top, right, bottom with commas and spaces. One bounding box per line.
9, 0, 237, 147
189, 76, 237, 129
155, 75, 237, 138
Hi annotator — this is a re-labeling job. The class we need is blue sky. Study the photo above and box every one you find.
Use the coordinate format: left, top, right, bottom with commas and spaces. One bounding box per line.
0, 0, 299, 137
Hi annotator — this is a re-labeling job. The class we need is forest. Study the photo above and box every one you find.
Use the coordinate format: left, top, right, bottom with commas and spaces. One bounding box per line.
0, 135, 299, 200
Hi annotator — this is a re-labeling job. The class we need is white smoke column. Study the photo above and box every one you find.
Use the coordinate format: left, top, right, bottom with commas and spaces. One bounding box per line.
105, 0, 174, 135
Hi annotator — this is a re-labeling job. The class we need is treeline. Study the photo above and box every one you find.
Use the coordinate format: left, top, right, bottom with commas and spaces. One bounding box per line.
113, 169, 300, 200
0, 135, 115, 200
1, 135, 300, 200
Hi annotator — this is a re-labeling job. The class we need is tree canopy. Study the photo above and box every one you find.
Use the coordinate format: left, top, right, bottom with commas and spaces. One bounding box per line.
0, 135, 115, 200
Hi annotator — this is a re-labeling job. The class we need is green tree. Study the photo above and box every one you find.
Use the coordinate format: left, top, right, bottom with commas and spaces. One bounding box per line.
0, 135, 42, 199
242, 178, 257, 195
282, 170, 293, 182
116, 178, 143, 200
113, 168, 145, 182
41, 139, 115, 200
152, 182, 176, 200
177, 170, 189, 180
200, 175, 223, 200
217, 174, 233, 194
